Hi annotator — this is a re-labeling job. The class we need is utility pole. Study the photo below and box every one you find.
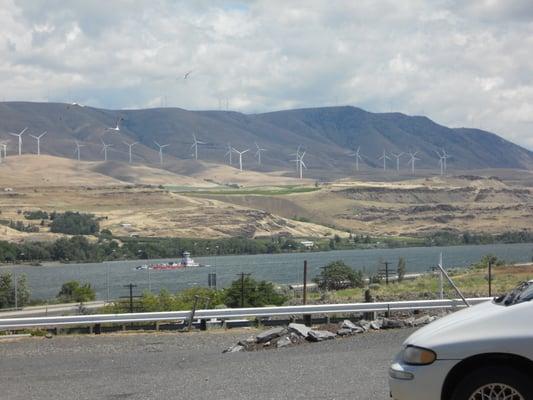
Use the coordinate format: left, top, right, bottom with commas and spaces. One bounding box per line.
14, 269, 18, 309
303, 260, 308, 305
123, 283, 137, 313
488, 259, 493, 297
384, 261, 390, 285
237, 272, 251, 308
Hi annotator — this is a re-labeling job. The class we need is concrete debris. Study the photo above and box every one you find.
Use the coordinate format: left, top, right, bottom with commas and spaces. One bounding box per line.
370, 320, 383, 330
276, 336, 292, 348
307, 330, 337, 342
224, 314, 439, 353
382, 318, 405, 329
223, 344, 245, 353
256, 327, 287, 343
336, 328, 353, 336
288, 323, 312, 338
340, 320, 358, 330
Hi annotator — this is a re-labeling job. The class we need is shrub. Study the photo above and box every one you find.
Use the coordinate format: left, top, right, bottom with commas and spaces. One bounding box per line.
314, 260, 364, 290
50, 212, 99, 235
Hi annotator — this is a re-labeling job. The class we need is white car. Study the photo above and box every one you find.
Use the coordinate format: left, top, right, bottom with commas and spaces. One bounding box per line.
389, 281, 533, 400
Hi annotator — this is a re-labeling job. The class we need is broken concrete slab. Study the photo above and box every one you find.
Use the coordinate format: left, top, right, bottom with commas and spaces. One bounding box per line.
288, 323, 312, 338
340, 320, 358, 330
276, 336, 292, 348
256, 327, 287, 343
336, 328, 353, 336
307, 330, 337, 342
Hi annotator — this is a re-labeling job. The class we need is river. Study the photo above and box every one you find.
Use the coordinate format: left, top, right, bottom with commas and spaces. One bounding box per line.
1, 243, 532, 301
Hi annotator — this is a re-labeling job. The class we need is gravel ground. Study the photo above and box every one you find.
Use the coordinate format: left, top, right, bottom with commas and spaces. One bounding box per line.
0, 328, 415, 400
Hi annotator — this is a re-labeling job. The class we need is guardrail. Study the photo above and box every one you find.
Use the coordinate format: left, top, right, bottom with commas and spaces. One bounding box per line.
0, 297, 491, 331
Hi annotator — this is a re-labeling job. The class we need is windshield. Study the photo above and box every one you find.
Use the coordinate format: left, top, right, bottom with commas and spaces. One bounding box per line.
494, 281, 533, 306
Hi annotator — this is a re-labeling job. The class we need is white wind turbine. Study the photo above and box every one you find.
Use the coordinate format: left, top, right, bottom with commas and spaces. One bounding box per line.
378, 149, 391, 171
255, 143, 266, 166
442, 149, 451, 174
191, 133, 206, 161
101, 140, 113, 161
30, 131, 47, 156
0, 143, 7, 161
106, 117, 122, 133
291, 151, 307, 179
348, 146, 363, 172
74, 141, 85, 161
391, 151, 404, 172
232, 147, 249, 171
290, 146, 302, 174
123, 141, 138, 164
435, 150, 445, 176
154, 141, 169, 165
9, 127, 27, 156
407, 151, 420, 175
225, 143, 233, 165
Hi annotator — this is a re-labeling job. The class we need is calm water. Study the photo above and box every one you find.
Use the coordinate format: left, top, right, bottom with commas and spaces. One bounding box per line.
2, 243, 532, 301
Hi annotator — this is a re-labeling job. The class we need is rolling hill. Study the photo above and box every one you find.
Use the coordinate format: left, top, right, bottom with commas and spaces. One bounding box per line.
0, 102, 531, 177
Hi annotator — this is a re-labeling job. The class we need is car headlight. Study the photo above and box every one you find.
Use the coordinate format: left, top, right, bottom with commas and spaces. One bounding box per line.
402, 345, 437, 365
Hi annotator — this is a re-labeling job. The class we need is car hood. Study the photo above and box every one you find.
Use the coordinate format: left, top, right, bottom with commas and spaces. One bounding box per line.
404, 300, 533, 360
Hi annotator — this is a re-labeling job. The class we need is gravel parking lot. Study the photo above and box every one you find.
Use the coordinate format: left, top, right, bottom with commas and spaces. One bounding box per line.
0, 328, 415, 400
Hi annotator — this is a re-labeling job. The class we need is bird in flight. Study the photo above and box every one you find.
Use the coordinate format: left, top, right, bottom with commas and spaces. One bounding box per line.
183, 70, 193, 80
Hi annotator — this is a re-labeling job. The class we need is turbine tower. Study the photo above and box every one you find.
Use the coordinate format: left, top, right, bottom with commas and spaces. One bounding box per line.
442, 149, 451, 174
349, 146, 363, 172
225, 143, 233, 165
101, 140, 113, 161
435, 150, 445, 176
154, 141, 169, 165
74, 141, 85, 162
378, 149, 391, 171
191, 133, 206, 160
232, 147, 249, 171
9, 127, 27, 156
255, 143, 266, 166
291, 151, 307, 179
391, 151, 404, 172
0, 143, 7, 161
407, 151, 420, 175
30, 131, 47, 156
290, 146, 302, 174
123, 141, 138, 164
106, 117, 122, 133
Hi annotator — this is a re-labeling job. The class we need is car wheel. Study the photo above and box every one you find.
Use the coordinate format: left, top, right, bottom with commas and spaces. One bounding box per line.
451, 366, 533, 400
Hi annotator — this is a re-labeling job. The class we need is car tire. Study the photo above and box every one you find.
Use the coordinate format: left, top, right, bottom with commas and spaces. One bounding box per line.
450, 365, 533, 400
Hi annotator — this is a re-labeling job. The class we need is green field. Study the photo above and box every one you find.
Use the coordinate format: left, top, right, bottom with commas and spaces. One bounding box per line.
167, 185, 321, 196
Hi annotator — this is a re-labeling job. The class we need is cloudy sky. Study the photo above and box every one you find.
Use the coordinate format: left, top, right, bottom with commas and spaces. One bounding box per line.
1, 0, 533, 149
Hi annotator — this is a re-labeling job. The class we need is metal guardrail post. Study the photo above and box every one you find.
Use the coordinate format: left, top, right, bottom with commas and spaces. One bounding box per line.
188, 295, 200, 332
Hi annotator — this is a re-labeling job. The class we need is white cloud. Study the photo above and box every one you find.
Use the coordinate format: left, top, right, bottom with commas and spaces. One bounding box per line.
0, 0, 532, 149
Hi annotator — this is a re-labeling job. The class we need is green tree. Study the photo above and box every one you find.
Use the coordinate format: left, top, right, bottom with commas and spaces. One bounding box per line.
397, 257, 407, 282
314, 260, 364, 290
0, 272, 30, 308
50, 212, 99, 235
57, 281, 96, 303
223, 276, 287, 308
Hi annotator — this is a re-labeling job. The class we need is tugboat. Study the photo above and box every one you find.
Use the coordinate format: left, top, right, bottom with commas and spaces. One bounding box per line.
135, 251, 204, 270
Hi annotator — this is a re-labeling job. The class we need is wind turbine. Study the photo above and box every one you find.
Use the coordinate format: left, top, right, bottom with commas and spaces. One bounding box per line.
191, 133, 206, 160
255, 143, 266, 166
30, 131, 47, 156
0, 143, 7, 161
348, 146, 363, 172
442, 149, 451, 174
407, 151, 420, 175
123, 141, 138, 164
9, 127, 27, 156
232, 147, 249, 171
74, 141, 85, 161
378, 149, 391, 171
106, 117, 122, 133
290, 146, 302, 174
225, 143, 233, 165
390, 151, 404, 172
291, 151, 307, 179
101, 140, 113, 161
435, 150, 445, 176
154, 141, 169, 165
